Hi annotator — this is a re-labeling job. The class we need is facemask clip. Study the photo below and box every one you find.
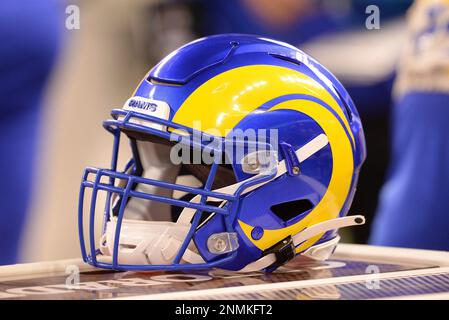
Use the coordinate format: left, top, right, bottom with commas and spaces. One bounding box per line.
207, 232, 239, 254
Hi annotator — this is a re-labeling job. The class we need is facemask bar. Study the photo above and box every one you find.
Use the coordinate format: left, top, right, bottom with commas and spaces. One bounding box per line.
78, 108, 279, 271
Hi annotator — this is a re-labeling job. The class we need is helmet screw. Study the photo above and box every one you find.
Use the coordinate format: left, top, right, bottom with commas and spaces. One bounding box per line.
292, 166, 300, 175
249, 160, 259, 170
251, 226, 264, 240
214, 238, 227, 252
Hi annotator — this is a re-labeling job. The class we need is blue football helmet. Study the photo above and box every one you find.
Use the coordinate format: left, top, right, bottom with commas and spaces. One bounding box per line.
79, 34, 366, 272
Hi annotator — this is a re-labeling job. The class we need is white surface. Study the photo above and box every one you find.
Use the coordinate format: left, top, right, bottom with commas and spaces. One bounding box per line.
0, 258, 94, 282
4, 243, 449, 280
128, 267, 449, 300
110, 244, 449, 300
2, 243, 449, 300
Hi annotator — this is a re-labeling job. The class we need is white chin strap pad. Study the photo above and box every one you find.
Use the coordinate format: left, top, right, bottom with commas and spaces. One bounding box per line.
99, 218, 204, 265
238, 215, 365, 273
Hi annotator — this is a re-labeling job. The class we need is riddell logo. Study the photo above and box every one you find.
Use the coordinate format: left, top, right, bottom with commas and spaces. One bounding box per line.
127, 99, 157, 112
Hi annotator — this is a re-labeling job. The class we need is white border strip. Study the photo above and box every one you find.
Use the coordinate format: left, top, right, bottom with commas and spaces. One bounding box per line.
0, 259, 94, 281
334, 244, 449, 267
379, 292, 449, 300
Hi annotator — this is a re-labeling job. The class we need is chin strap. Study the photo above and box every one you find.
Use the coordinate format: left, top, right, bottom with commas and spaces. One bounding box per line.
238, 215, 365, 273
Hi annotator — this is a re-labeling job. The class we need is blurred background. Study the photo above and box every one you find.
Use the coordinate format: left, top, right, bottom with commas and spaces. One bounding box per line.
4, 0, 447, 265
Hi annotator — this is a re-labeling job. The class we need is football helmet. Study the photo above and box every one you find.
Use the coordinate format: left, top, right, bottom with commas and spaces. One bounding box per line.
78, 34, 366, 272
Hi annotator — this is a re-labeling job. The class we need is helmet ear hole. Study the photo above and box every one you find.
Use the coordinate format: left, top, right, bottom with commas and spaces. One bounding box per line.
270, 199, 314, 222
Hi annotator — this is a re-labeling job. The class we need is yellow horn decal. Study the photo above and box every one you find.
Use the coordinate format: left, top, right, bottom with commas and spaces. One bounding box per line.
238, 99, 354, 253
172, 65, 354, 145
